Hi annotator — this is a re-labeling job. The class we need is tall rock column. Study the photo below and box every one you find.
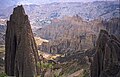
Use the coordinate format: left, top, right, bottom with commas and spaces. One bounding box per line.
91, 30, 120, 77
5, 5, 39, 77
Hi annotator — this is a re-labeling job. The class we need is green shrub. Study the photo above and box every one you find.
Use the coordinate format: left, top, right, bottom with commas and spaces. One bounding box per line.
0, 73, 7, 77
37, 61, 53, 69
83, 70, 89, 77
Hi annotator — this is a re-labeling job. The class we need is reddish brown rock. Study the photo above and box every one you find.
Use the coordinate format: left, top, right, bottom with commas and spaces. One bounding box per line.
5, 5, 39, 77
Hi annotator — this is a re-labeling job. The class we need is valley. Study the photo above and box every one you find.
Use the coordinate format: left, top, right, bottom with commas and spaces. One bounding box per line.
0, 1, 120, 77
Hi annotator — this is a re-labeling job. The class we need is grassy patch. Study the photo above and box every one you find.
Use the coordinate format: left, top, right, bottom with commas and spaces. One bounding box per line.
0, 73, 7, 77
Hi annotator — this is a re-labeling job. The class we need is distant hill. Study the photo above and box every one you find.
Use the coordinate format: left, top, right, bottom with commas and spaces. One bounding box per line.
0, 1, 119, 20
0, 1, 119, 46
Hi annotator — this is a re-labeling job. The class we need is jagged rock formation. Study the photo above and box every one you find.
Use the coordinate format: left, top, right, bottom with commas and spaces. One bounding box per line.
38, 17, 119, 55
91, 30, 120, 77
103, 18, 120, 39
5, 5, 39, 77
38, 16, 100, 54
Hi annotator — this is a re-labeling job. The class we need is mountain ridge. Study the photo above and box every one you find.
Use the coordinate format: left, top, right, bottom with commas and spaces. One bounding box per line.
0, 1, 119, 20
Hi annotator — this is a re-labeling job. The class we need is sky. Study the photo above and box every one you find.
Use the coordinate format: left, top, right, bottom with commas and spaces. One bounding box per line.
17, 0, 116, 4
0, 0, 117, 7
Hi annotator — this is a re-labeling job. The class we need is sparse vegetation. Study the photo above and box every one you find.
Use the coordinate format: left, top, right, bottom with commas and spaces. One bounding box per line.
0, 73, 7, 77
83, 70, 89, 77
37, 61, 53, 69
